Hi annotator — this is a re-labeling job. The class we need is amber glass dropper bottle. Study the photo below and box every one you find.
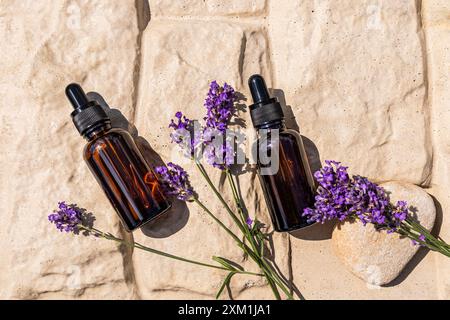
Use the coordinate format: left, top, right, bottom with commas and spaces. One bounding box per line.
66, 83, 171, 231
248, 75, 316, 232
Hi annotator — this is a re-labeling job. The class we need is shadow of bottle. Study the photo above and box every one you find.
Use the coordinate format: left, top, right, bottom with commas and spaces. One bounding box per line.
270, 88, 335, 241
86, 92, 189, 239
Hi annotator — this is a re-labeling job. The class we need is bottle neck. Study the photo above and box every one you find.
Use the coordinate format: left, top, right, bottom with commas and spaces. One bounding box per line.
84, 122, 112, 141
255, 119, 286, 131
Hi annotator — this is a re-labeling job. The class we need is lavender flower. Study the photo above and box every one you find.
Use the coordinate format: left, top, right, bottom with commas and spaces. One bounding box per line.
168, 81, 237, 169
169, 112, 192, 142
204, 141, 235, 170
246, 217, 254, 228
303, 160, 408, 232
168, 112, 201, 157
204, 81, 236, 132
155, 162, 194, 201
202, 81, 236, 169
48, 201, 82, 233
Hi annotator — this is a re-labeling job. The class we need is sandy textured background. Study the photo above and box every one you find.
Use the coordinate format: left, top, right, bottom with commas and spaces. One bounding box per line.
0, 0, 449, 299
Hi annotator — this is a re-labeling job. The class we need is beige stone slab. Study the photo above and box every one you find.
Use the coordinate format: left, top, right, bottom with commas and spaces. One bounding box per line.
423, 0, 450, 299
150, 0, 266, 17
268, 0, 431, 185
289, 235, 439, 299
0, 0, 139, 299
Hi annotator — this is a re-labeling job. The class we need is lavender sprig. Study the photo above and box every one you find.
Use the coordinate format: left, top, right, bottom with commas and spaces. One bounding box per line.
48, 203, 264, 277
204, 81, 235, 132
203, 141, 235, 170
168, 81, 236, 170
202, 81, 236, 169
168, 111, 201, 157
303, 160, 405, 232
303, 160, 450, 257
155, 162, 194, 201
48, 201, 82, 233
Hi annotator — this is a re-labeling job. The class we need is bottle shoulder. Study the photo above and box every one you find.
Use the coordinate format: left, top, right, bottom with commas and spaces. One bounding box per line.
87, 128, 131, 144
83, 128, 132, 158
280, 127, 302, 137
256, 127, 302, 141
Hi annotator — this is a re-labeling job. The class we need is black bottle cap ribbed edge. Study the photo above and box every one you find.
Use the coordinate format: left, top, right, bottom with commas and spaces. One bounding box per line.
248, 75, 284, 128
65, 83, 110, 136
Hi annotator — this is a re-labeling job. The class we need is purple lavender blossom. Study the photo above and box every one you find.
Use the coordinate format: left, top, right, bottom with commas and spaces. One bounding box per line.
246, 217, 254, 228
204, 141, 235, 170
393, 200, 408, 221
204, 81, 236, 132
48, 201, 82, 233
201, 81, 237, 169
155, 162, 194, 201
303, 160, 408, 233
168, 81, 237, 169
169, 112, 193, 140
168, 112, 200, 156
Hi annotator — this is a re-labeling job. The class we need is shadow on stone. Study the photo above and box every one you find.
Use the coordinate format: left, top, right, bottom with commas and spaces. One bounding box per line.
290, 220, 335, 241
272, 88, 322, 174
87, 92, 190, 239
384, 194, 443, 287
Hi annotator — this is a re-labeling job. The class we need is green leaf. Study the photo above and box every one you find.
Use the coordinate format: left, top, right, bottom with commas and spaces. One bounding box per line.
251, 220, 259, 233
258, 236, 265, 256
212, 256, 243, 271
216, 272, 236, 299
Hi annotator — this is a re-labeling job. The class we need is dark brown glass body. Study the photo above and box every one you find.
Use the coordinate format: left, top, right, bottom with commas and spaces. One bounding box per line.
256, 120, 316, 232
83, 123, 171, 231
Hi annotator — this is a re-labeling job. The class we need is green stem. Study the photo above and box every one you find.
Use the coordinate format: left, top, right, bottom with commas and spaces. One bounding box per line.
193, 197, 243, 246
196, 163, 247, 234
193, 167, 261, 262
225, 170, 294, 300
78, 225, 263, 276
193, 194, 270, 280
408, 219, 447, 248
225, 170, 246, 222
259, 258, 294, 299
196, 163, 295, 299
265, 270, 282, 300
400, 219, 450, 257
225, 171, 260, 253
197, 163, 270, 264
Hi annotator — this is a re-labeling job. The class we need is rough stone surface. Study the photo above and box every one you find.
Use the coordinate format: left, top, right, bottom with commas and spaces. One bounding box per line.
268, 0, 431, 185
332, 182, 436, 286
0, 0, 449, 300
0, 0, 139, 299
150, 0, 266, 17
423, 0, 450, 298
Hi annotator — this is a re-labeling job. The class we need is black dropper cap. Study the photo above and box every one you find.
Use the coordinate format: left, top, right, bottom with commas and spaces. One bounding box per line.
248, 75, 284, 128
65, 83, 110, 136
